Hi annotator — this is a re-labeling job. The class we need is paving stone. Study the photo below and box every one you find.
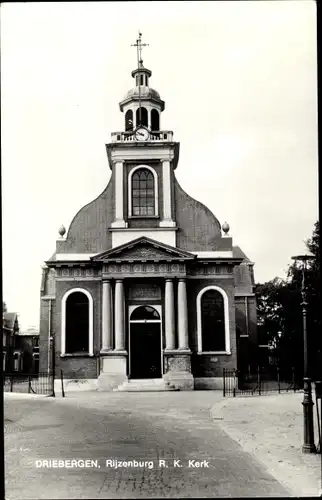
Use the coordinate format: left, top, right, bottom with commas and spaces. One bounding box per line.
5, 391, 290, 498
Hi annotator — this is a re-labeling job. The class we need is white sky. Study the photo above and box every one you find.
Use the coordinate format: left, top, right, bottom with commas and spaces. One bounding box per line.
1, 1, 318, 330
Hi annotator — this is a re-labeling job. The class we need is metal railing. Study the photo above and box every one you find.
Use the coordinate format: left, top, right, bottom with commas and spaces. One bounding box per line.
3, 372, 55, 396
111, 130, 173, 143
223, 366, 303, 397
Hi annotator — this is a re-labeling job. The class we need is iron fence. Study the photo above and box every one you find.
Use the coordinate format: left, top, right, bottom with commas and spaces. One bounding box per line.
3, 372, 55, 396
223, 366, 303, 397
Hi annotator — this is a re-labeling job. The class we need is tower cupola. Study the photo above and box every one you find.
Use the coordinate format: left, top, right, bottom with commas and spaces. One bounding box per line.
119, 34, 165, 132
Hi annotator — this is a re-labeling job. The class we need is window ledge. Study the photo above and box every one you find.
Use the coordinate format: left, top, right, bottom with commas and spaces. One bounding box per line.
197, 351, 231, 355
60, 353, 94, 358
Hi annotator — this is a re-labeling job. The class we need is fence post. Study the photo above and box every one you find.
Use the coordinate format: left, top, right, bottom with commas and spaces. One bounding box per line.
257, 366, 261, 395
51, 335, 56, 397
314, 382, 321, 453
10, 376, 13, 392
277, 366, 280, 394
233, 369, 236, 397
223, 369, 226, 397
60, 370, 65, 398
28, 375, 31, 394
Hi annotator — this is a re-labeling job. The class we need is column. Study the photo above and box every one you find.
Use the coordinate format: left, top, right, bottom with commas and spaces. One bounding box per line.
160, 160, 176, 227
178, 278, 189, 350
165, 279, 175, 350
148, 107, 152, 130
111, 161, 127, 228
114, 279, 125, 351
101, 280, 112, 351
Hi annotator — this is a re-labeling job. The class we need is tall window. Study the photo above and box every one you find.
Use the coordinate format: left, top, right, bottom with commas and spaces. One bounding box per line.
132, 169, 155, 216
200, 289, 226, 351
136, 107, 148, 127
151, 109, 160, 131
65, 292, 89, 353
125, 110, 133, 131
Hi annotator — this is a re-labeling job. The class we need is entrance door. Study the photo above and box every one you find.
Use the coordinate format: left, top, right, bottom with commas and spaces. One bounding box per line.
129, 306, 162, 379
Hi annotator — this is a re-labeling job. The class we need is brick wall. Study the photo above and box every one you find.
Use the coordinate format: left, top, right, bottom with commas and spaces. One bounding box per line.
174, 178, 222, 251
56, 177, 114, 254
53, 280, 102, 378
39, 298, 55, 372
235, 295, 258, 370
187, 277, 237, 377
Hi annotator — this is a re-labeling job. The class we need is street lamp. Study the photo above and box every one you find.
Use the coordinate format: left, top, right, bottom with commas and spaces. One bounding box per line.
291, 253, 316, 454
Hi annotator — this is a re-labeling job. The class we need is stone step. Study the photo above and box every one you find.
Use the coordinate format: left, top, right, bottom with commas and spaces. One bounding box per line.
114, 378, 179, 392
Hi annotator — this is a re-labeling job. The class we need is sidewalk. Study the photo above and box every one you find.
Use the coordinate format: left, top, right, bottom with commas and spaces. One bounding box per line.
211, 392, 321, 497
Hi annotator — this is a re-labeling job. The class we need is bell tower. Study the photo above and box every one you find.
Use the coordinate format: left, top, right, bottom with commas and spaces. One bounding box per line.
119, 33, 165, 132
106, 33, 178, 248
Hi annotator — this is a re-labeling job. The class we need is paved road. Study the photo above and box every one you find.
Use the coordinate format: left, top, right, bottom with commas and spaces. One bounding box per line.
5, 391, 290, 499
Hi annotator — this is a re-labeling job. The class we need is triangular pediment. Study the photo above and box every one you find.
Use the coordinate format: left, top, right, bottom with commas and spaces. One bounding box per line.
91, 237, 196, 262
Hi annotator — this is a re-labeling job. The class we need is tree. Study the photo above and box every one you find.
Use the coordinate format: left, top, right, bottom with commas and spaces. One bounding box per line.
287, 221, 321, 379
255, 221, 320, 379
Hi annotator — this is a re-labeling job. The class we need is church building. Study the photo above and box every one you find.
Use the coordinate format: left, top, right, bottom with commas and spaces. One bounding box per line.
39, 36, 257, 391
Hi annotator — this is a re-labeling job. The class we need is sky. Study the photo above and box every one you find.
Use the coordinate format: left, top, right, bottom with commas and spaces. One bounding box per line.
1, 1, 318, 330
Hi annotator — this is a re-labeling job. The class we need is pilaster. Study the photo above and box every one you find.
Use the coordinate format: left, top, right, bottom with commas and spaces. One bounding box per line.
111, 161, 127, 228
177, 278, 190, 351
114, 279, 126, 351
160, 160, 176, 227
101, 280, 113, 352
165, 279, 175, 350
163, 277, 193, 390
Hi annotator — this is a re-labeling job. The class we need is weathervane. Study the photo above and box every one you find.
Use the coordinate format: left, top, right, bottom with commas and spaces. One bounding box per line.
131, 31, 149, 68
131, 32, 149, 126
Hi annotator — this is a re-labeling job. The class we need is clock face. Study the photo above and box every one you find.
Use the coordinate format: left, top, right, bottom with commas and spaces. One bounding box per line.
135, 127, 150, 141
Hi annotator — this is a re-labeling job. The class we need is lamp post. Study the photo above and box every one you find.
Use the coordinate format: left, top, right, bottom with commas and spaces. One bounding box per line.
291, 254, 316, 454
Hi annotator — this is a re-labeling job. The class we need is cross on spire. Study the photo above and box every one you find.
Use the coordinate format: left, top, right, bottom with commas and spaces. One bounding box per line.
131, 32, 149, 68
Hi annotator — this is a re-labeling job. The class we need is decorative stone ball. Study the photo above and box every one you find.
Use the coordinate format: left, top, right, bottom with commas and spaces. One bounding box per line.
58, 225, 66, 237
222, 221, 230, 234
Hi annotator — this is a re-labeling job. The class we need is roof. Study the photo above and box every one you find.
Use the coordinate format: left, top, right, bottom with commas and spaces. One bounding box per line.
125, 86, 160, 100
3, 312, 18, 329
232, 245, 250, 262
91, 236, 196, 262
17, 327, 39, 337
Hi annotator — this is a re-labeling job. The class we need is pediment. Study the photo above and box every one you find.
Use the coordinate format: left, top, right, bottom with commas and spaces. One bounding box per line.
91, 237, 195, 262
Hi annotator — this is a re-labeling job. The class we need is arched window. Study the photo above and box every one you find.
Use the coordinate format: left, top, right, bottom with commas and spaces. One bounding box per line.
61, 288, 94, 356
65, 292, 89, 353
130, 306, 160, 321
131, 168, 155, 216
197, 286, 230, 353
125, 109, 133, 131
136, 107, 148, 127
151, 109, 160, 131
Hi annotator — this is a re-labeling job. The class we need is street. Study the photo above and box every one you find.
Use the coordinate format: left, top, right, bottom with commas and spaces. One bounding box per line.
5, 391, 290, 499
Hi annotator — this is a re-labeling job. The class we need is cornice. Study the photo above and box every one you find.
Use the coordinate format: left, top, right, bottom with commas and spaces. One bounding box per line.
105, 142, 180, 170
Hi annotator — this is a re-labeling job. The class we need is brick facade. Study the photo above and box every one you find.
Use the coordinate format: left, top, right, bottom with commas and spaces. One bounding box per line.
39, 58, 257, 390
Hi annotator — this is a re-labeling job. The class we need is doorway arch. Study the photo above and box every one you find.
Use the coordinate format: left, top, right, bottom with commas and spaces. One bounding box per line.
129, 305, 162, 379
